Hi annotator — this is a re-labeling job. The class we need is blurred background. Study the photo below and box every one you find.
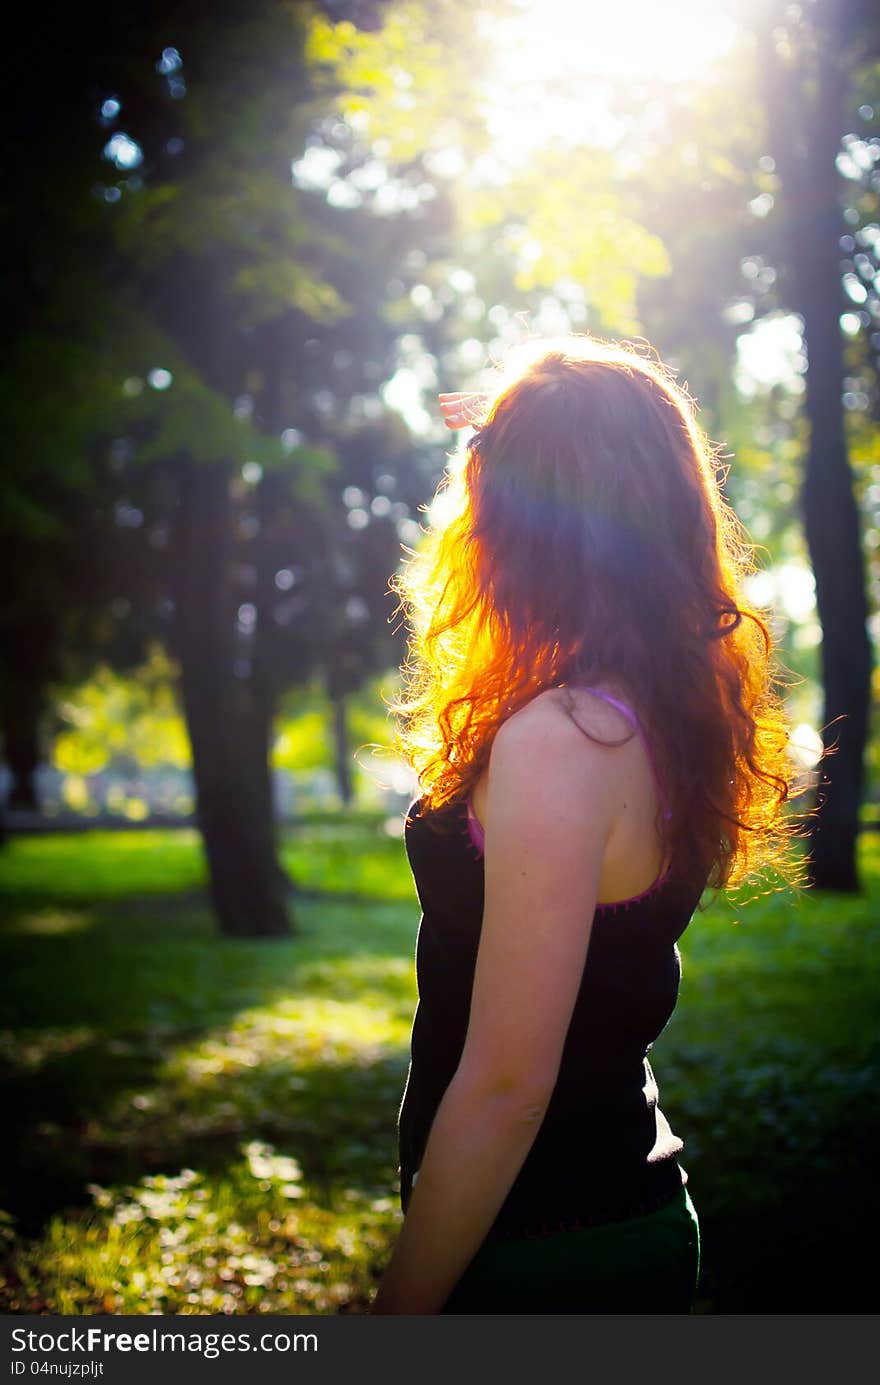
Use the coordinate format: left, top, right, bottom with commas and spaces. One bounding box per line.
1, 0, 877, 1314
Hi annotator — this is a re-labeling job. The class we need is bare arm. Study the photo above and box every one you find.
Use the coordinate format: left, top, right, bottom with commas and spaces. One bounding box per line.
370, 700, 619, 1313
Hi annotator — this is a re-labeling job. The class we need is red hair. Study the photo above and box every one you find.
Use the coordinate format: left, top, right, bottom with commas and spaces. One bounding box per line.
389, 335, 809, 897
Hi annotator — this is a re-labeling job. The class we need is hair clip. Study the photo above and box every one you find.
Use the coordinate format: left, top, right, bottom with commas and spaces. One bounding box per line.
438, 392, 489, 431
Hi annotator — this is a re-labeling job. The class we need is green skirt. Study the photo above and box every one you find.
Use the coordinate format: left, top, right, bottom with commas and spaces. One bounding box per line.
442, 1185, 700, 1314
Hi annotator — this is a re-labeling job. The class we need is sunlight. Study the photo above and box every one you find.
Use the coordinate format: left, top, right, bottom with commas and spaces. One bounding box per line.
735, 313, 807, 397
481, 0, 740, 162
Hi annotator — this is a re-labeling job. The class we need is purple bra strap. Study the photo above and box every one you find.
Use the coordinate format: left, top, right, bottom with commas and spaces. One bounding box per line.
465, 798, 485, 854
572, 685, 673, 822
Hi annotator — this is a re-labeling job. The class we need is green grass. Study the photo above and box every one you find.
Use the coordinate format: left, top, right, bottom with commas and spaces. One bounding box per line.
0, 819, 878, 1313
0, 816, 414, 1314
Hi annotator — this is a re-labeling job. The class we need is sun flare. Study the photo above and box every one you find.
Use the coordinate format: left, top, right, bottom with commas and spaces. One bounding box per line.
481, 0, 740, 160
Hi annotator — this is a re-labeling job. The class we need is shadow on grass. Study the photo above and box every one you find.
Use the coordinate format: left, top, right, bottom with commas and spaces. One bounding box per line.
0, 861, 417, 1234
3, 1039, 410, 1236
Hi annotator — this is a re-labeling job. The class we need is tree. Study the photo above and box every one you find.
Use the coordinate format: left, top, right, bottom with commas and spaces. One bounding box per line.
753, 0, 879, 889
1, 1, 456, 932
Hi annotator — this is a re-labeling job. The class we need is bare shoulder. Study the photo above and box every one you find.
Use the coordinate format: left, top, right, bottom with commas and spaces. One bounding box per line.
493, 687, 580, 745
493, 684, 635, 758
487, 687, 628, 802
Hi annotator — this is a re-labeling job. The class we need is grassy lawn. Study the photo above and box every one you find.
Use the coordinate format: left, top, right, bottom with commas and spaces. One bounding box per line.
0, 817, 877, 1314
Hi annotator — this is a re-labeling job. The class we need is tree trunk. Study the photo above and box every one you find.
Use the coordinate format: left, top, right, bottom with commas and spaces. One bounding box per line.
248, 633, 296, 901
0, 666, 44, 812
761, 9, 874, 891
252, 325, 298, 899
331, 689, 354, 806
171, 457, 292, 937
793, 49, 873, 890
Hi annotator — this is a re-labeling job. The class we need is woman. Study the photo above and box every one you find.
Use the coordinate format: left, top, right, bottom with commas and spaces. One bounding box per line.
371, 335, 805, 1314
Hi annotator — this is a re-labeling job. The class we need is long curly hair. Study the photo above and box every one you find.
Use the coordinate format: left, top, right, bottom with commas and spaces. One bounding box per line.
388, 335, 810, 896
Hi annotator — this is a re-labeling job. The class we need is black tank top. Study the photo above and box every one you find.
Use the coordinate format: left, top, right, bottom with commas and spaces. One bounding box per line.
397, 688, 708, 1242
